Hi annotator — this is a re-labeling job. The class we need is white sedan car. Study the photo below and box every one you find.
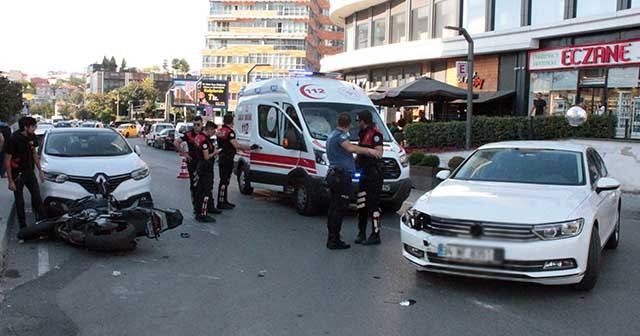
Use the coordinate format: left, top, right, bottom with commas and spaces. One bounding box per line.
401, 141, 621, 290
40, 128, 152, 217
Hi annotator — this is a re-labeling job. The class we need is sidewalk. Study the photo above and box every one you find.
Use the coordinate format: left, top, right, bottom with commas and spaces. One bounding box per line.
0, 178, 14, 274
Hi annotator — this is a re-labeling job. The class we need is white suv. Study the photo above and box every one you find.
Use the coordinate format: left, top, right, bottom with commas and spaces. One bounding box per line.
40, 128, 152, 217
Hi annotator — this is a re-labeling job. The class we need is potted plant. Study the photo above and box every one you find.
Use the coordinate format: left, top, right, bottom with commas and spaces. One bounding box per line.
448, 156, 465, 171
409, 153, 441, 191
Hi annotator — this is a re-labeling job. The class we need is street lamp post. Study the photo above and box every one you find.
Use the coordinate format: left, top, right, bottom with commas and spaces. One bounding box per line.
445, 26, 474, 150
246, 63, 270, 84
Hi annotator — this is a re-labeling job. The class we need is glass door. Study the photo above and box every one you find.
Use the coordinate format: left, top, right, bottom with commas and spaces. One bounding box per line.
577, 88, 606, 115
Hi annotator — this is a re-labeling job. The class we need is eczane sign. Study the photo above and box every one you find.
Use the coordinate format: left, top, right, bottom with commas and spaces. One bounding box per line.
529, 39, 640, 71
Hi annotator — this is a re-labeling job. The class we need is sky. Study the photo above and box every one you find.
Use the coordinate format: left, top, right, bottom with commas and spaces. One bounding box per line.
0, 0, 209, 76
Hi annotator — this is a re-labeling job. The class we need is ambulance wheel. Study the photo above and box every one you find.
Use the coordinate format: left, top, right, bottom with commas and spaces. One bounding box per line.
238, 165, 253, 195
295, 181, 319, 216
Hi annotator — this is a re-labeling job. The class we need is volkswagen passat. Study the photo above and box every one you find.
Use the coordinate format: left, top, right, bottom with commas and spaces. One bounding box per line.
401, 141, 621, 290
40, 128, 152, 217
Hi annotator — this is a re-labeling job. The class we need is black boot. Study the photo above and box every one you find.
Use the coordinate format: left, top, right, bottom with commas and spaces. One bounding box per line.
326, 240, 351, 250
354, 231, 366, 244
362, 232, 381, 245
208, 207, 222, 214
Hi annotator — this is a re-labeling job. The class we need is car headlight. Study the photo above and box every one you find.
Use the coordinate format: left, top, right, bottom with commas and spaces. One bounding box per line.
533, 219, 584, 240
314, 149, 328, 165
131, 167, 150, 180
399, 153, 408, 167
44, 171, 68, 183
401, 208, 430, 230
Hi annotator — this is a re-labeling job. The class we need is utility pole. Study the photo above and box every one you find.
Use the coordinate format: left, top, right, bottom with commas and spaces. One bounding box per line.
445, 26, 474, 150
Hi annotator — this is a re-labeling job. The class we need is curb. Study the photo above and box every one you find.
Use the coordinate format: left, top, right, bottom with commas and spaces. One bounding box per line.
0, 202, 15, 275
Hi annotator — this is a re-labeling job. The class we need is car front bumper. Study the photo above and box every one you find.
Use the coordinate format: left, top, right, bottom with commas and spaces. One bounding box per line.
400, 222, 590, 285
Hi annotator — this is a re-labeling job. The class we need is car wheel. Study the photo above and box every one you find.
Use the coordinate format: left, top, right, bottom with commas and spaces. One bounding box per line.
237, 164, 253, 195
125, 133, 129, 138
574, 225, 600, 291
605, 204, 621, 250
295, 180, 319, 216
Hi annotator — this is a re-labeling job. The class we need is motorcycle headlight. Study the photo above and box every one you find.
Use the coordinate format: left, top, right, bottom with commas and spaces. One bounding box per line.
131, 167, 150, 180
401, 208, 429, 230
399, 153, 409, 167
533, 218, 584, 240
314, 149, 328, 165
44, 171, 68, 183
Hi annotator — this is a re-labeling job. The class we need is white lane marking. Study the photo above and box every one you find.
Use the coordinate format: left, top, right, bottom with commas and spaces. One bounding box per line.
37, 243, 50, 276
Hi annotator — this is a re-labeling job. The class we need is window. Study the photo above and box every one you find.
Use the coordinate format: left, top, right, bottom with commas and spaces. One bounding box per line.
411, 6, 430, 40
345, 17, 355, 51
576, 0, 617, 17
434, 0, 457, 38
356, 23, 369, 49
493, 0, 521, 30
586, 150, 601, 184
258, 105, 279, 145
462, 0, 486, 34
530, 0, 565, 26
372, 19, 386, 46
634, 0, 640, 8
390, 13, 406, 43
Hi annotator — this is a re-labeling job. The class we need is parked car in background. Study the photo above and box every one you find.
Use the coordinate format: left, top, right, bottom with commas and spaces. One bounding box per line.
54, 121, 73, 128
35, 122, 55, 145
401, 141, 621, 291
145, 123, 174, 146
153, 129, 175, 150
80, 121, 104, 128
175, 122, 193, 139
117, 124, 138, 138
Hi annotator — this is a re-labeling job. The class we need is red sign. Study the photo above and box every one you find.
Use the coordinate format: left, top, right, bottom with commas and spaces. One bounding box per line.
300, 84, 327, 99
529, 39, 640, 71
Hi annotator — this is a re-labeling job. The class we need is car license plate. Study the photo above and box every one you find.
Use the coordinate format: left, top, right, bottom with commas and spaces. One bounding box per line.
382, 184, 390, 192
437, 244, 500, 264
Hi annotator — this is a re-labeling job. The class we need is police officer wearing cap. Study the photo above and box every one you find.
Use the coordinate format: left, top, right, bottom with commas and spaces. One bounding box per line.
193, 121, 220, 223
216, 113, 260, 210
355, 110, 384, 245
325, 112, 381, 250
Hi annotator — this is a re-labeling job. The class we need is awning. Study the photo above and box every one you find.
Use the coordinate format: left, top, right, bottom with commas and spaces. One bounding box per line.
450, 90, 515, 104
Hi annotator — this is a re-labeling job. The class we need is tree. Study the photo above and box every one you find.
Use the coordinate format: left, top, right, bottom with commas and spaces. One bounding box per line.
29, 102, 54, 118
117, 78, 160, 116
162, 59, 169, 73
0, 77, 23, 122
120, 58, 127, 72
102, 56, 109, 69
110, 56, 118, 72
171, 58, 181, 73
84, 93, 115, 122
179, 58, 190, 73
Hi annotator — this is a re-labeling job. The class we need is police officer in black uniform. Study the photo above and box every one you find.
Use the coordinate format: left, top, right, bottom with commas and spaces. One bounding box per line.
355, 110, 384, 245
175, 116, 220, 216
193, 121, 219, 223
216, 113, 259, 210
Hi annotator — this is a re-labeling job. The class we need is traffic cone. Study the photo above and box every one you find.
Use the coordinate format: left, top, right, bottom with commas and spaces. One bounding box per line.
177, 156, 190, 179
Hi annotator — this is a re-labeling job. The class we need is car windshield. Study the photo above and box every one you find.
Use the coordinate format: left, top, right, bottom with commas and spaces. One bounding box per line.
298, 102, 391, 142
453, 148, 585, 186
45, 131, 132, 157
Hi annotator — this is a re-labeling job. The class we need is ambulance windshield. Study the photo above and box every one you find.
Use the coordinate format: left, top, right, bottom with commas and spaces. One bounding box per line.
299, 102, 392, 142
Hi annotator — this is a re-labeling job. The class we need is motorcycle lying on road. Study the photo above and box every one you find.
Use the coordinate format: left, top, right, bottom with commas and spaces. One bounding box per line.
18, 180, 183, 252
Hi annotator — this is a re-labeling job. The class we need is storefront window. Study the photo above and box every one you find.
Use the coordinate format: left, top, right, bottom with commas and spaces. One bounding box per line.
493, 0, 521, 31
372, 68, 387, 87
434, 0, 457, 38
411, 6, 430, 41
576, 0, 617, 18
372, 19, 386, 46
356, 23, 369, 49
579, 68, 606, 86
607, 67, 640, 138
463, 0, 487, 34
530, 0, 565, 27
390, 13, 406, 43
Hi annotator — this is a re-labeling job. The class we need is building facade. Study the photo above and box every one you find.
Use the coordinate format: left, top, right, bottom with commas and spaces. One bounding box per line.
201, 0, 344, 111
86, 64, 172, 95
322, 0, 640, 135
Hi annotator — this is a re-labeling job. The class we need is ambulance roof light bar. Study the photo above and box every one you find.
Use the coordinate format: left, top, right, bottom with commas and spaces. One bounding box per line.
288, 70, 342, 79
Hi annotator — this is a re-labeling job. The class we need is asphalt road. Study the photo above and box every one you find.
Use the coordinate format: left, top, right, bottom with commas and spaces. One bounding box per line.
1, 137, 639, 336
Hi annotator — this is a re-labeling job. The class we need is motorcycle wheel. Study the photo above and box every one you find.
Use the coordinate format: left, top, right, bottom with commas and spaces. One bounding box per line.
17, 219, 58, 240
84, 224, 137, 252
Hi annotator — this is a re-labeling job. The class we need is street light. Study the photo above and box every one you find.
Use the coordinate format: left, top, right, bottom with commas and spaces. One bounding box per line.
445, 26, 474, 150
246, 63, 270, 84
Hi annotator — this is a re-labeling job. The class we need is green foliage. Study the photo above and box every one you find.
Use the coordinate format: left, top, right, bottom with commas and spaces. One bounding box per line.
84, 93, 115, 122
120, 58, 127, 72
162, 59, 169, 72
405, 115, 614, 149
408, 152, 425, 166
0, 77, 23, 121
171, 58, 190, 73
101, 56, 118, 71
419, 154, 440, 167
448, 156, 465, 170
29, 102, 54, 118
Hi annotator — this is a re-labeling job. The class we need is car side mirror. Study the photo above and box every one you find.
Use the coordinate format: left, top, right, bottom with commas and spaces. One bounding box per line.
134, 145, 141, 156
436, 170, 451, 180
596, 177, 620, 193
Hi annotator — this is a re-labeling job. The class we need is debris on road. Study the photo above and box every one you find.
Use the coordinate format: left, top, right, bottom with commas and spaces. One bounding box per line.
112, 271, 122, 277
258, 270, 267, 278
399, 299, 416, 306
180, 233, 191, 238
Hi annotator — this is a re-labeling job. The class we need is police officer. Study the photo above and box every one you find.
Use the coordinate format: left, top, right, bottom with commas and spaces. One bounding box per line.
175, 116, 221, 216
355, 110, 384, 245
5, 117, 45, 232
216, 113, 259, 210
193, 121, 219, 223
325, 113, 381, 250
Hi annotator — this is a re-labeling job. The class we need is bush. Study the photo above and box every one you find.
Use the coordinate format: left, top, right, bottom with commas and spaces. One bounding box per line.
419, 154, 440, 167
404, 115, 615, 149
408, 152, 426, 166
448, 156, 465, 170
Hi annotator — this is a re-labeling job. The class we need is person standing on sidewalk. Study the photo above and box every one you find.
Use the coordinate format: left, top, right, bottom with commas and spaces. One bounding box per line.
193, 121, 219, 223
4, 117, 45, 230
0, 120, 12, 178
325, 113, 381, 250
354, 110, 385, 245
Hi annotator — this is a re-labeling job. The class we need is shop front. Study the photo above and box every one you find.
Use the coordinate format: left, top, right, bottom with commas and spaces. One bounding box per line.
528, 38, 640, 139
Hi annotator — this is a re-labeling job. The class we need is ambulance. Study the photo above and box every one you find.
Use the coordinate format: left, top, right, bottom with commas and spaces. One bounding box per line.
233, 74, 411, 216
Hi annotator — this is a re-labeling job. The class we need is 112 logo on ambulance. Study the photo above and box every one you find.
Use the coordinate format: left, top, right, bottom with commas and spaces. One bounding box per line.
300, 84, 327, 99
